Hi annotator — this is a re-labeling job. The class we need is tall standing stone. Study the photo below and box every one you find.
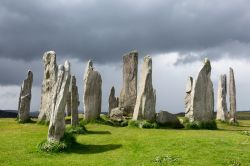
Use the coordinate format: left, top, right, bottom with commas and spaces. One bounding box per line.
65, 62, 71, 117
108, 86, 119, 116
184, 76, 194, 120
216, 74, 228, 121
83, 60, 102, 121
18, 70, 33, 122
119, 51, 138, 116
190, 58, 214, 122
48, 61, 70, 142
133, 56, 156, 121
38, 51, 58, 122
229, 67, 237, 122
71, 76, 80, 127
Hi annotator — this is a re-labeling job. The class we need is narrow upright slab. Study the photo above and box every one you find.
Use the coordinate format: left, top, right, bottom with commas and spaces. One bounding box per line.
108, 86, 119, 116
48, 61, 70, 142
191, 58, 214, 122
83, 60, 102, 121
229, 67, 237, 122
184, 76, 194, 120
71, 76, 80, 127
119, 51, 138, 116
216, 74, 228, 121
18, 70, 33, 122
38, 51, 58, 122
133, 56, 156, 121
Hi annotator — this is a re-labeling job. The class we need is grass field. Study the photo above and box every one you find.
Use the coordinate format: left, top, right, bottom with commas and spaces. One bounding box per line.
0, 118, 250, 166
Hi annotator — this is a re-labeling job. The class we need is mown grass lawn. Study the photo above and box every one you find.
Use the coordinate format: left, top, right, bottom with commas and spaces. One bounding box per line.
0, 118, 250, 166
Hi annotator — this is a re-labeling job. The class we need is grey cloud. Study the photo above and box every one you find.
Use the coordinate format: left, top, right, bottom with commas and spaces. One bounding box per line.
0, 0, 250, 63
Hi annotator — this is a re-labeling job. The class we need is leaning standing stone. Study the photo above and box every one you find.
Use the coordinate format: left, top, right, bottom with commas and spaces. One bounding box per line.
83, 60, 102, 121
38, 51, 58, 122
229, 67, 237, 123
18, 70, 33, 122
216, 74, 228, 121
48, 61, 71, 142
184, 76, 194, 121
119, 51, 138, 116
133, 56, 156, 121
71, 76, 80, 127
191, 58, 214, 122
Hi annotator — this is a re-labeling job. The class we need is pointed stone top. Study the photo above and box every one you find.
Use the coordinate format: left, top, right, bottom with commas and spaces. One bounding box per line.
229, 67, 234, 71
58, 64, 64, 71
43, 51, 56, 64
64, 60, 70, 72
185, 76, 193, 93
203, 58, 210, 65
46, 50, 56, 55
87, 60, 93, 69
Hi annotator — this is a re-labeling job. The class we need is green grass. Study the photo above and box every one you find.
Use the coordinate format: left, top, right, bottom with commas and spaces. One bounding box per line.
1, 118, 250, 165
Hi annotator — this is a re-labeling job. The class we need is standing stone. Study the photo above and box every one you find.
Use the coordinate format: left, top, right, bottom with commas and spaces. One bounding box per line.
156, 111, 181, 127
18, 70, 33, 122
108, 86, 119, 116
48, 61, 70, 142
184, 76, 194, 120
190, 58, 214, 122
38, 51, 58, 122
119, 51, 138, 116
229, 67, 237, 122
65, 92, 72, 116
133, 56, 156, 121
83, 60, 102, 121
216, 74, 228, 121
71, 76, 80, 127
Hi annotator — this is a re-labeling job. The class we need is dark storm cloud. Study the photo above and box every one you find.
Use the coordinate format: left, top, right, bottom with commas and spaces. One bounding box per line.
0, 0, 250, 63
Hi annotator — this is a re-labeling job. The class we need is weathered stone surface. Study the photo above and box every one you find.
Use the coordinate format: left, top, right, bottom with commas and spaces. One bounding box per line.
18, 70, 33, 122
119, 51, 138, 116
110, 107, 124, 120
216, 74, 228, 121
229, 67, 237, 122
108, 86, 119, 116
184, 76, 194, 120
190, 58, 214, 122
156, 111, 180, 125
133, 56, 156, 121
71, 76, 79, 127
48, 61, 70, 142
83, 60, 102, 121
38, 51, 58, 122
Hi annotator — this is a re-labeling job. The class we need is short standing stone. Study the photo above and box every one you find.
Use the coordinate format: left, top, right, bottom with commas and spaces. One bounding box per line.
38, 51, 58, 122
71, 76, 80, 127
18, 70, 33, 122
133, 56, 156, 121
229, 67, 237, 122
191, 58, 214, 122
156, 111, 181, 126
119, 51, 138, 116
83, 60, 102, 121
48, 61, 71, 142
110, 107, 124, 121
108, 86, 119, 116
216, 74, 228, 121
184, 76, 194, 120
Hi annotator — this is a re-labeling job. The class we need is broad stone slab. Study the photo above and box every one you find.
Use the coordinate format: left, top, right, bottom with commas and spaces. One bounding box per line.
156, 111, 180, 125
83, 60, 102, 121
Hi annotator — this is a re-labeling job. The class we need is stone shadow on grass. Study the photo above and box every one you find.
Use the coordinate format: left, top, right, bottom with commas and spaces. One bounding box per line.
86, 130, 111, 135
68, 143, 122, 154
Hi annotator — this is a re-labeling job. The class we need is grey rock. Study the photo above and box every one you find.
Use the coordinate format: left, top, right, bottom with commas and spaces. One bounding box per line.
133, 56, 156, 121
48, 61, 71, 142
229, 67, 237, 122
184, 76, 194, 120
108, 86, 119, 116
65, 91, 72, 116
110, 107, 124, 121
83, 60, 102, 121
190, 58, 214, 122
156, 111, 180, 125
71, 76, 79, 127
38, 51, 58, 122
119, 51, 138, 116
216, 74, 228, 121
18, 70, 33, 122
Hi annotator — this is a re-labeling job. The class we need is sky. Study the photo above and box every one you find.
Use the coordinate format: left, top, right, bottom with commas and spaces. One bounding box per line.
1, 0, 250, 113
